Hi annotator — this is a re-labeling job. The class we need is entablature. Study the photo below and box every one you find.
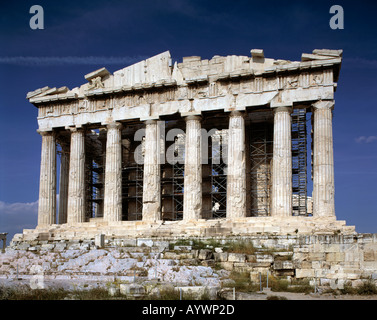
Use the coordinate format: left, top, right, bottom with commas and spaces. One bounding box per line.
28, 49, 342, 131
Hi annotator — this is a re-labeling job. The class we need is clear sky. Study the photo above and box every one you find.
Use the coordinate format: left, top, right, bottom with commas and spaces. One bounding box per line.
1, 0, 376, 243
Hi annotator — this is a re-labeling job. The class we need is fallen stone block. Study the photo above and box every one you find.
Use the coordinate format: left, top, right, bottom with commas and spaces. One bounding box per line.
246, 255, 256, 262
152, 241, 170, 250
219, 262, 234, 271
41, 243, 55, 251
233, 262, 254, 273
175, 286, 220, 300
201, 259, 215, 267
180, 258, 200, 266
255, 254, 273, 263
95, 234, 105, 248
174, 245, 192, 252
273, 260, 294, 270
120, 239, 137, 247
119, 283, 145, 296
249, 262, 272, 269
137, 238, 154, 247
162, 252, 181, 259
214, 252, 228, 262
330, 279, 345, 290
108, 286, 120, 296
228, 253, 246, 263
198, 249, 213, 260
54, 243, 67, 251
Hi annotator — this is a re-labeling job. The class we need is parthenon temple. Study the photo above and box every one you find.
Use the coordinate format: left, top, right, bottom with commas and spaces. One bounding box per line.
21, 48, 355, 241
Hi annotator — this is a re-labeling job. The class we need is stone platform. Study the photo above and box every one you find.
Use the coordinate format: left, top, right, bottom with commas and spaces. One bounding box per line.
3, 231, 377, 293
13, 216, 355, 243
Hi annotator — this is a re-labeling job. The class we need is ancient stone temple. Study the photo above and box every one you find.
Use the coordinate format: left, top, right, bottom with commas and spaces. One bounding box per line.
22, 49, 355, 241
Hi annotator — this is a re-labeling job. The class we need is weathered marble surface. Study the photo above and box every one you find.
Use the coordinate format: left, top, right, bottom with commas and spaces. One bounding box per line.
271, 107, 292, 217
103, 122, 123, 222
28, 49, 342, 130
37, 131, 56, 226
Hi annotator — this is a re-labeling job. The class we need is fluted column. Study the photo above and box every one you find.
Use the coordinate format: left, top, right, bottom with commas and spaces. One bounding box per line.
37, 131, 56, 226
312, 100, 335, 217
226, 111, 247, 219
271, 106, 292, 217
58, 143, 69, 224
142, 120, 161, 221
67, 127, 86, 224
103, 122, 123, 222
183, 116, 202, 220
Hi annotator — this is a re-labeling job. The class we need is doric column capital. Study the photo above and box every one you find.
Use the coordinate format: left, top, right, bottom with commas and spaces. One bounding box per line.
273, 106, 293, 114
144, 119, 158, 125
229, 110, 245, 118
184, 115, 202, 122
312, 100, 334, 110
37, 129, 55, 137
67, 126, 85, 134
106, 121, 123, 130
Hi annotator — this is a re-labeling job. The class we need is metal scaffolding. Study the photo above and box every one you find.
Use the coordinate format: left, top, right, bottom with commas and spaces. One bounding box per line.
85, 131, 105, 220
161, 134, 185, 221
210, 130, 227, 219
291, 108, 308, 216
122, 142, 143, 221
249, 123, 273, 216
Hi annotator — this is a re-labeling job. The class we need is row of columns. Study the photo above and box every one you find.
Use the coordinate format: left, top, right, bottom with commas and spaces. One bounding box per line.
37, 100, 335, 227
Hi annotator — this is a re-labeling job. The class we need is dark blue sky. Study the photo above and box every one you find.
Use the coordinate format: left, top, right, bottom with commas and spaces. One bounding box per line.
1, 0, 377, 242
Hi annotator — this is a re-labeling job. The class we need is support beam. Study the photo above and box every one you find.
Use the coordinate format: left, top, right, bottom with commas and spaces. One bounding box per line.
37, 131, 56, 226
226, 111, 247, 218
271, 106, 293, 217
312, 100, 335, 217
103, 122, 123, 222
183, 115, 202, 220
67, 127, 86, 224
142, 120, 161, 221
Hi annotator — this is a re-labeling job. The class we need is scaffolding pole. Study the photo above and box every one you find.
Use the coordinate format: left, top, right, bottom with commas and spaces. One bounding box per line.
291, 108, 308, 216
249, 123, 273, 216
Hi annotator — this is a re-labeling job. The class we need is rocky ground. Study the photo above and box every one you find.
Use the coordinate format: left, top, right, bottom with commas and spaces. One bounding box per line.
1, 239, 377, 300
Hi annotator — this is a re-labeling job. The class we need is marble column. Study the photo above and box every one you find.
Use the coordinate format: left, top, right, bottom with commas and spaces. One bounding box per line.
67, 127, 86, 224
183, 115, 202, 220
142, 120, 161, 221
271, 107, 293, 217
58, 143, 69, 224
226, 111, 247, 219
312, 100, 335, 217
37, 131, 56, 226
103, 122, 123, 222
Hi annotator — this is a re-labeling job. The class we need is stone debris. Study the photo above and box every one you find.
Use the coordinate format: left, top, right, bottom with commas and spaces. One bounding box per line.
1, 234, 376, 299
